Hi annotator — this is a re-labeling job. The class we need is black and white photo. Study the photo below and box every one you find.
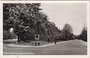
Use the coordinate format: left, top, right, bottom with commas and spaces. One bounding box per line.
3, 2, 88, 55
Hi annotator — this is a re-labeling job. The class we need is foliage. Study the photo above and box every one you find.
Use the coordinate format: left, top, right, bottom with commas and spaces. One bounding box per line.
3, 30, 17, 40
79, 27, 87, 42
59, 24, 74, 41
3, 3, 59, 42
63, 24, 73, 33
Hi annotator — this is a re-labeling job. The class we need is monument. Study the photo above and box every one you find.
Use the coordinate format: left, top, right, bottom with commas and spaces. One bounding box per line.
35, 34, 40, 40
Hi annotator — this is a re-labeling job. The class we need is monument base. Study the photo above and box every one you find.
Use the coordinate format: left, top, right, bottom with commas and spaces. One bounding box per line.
31, 41, 44, 46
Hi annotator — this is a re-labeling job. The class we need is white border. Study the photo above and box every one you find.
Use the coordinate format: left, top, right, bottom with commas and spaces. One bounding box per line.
1, 1, 89, 3
0, 1, 89, 58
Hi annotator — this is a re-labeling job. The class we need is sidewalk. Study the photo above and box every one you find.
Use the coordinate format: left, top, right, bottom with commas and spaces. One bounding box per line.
6, 41, 66, 48
5, 40, 87, 48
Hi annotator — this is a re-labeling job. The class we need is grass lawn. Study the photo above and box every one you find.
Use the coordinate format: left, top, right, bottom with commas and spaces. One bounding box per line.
3, 39, 87, 55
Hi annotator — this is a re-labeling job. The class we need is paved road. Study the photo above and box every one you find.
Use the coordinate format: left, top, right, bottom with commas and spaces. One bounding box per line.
3, 40, 87, 55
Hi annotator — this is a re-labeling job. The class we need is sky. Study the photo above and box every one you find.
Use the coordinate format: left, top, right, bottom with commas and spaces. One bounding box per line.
41, 3, 87, 35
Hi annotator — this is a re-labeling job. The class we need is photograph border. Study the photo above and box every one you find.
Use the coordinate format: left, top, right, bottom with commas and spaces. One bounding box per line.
0, 1, 89, 58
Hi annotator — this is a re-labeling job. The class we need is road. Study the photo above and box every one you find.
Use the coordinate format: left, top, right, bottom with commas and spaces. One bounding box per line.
3, 40, 87, 55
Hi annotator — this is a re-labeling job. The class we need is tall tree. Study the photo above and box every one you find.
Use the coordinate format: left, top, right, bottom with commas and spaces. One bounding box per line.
3, 3, 60, 42
80, 26, 87, 42
60, 24, 74, 40
63, 24, 73, 33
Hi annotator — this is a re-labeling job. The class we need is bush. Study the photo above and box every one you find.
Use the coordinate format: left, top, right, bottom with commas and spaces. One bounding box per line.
3, 30, 17, 40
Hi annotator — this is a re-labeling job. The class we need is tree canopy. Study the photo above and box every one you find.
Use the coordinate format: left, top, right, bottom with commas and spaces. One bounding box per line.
62, 24, 73, 33
59, 24, 74, 40
79, 26, 87, 41
3, 3, 59, 42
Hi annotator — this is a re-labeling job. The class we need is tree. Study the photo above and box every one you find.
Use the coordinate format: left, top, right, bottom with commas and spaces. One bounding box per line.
60, 24, 74, 40
3, 3, 60, 42
63, 24, 73, 33
79, 26, 87, 42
